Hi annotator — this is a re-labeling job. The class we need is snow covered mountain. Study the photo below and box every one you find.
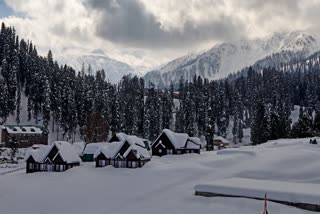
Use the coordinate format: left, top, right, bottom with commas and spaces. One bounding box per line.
144, 31, 319, 87
57, 50, 142, 83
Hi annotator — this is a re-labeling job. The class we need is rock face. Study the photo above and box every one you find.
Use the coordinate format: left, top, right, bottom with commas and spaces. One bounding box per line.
144, 31, 319, 88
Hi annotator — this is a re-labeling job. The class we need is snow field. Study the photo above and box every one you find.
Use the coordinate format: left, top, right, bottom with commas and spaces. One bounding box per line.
0, 138, 319, 214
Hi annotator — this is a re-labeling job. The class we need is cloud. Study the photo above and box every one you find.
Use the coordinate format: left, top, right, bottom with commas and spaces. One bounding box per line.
2, 0, 320, 69
86, 0, 245, 48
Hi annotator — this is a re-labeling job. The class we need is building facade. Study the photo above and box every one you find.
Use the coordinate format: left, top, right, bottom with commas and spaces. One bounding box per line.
2, 125, 48, 148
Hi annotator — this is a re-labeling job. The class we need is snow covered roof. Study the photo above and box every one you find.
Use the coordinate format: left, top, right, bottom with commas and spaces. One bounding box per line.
3, 125, 46, 134
54, 141, 82, 164
82, 142, 107, 155
123, 144, 151, 160
184, 138, 202, 149
25, 145, 51, 162
126, 135, 148, 148
72, 142, 86, 155
188, 137, 201, 145
156, 129, 202, 150
95, 135, 151, 160
111, 133, 129, 142
94, 141, 124, 159
25, 141, 81, 164
213, 136, 229, 144
161, 129, 189, 149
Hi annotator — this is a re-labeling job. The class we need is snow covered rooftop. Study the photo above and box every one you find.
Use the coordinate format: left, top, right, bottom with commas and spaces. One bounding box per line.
95, 135, 151, 159
157, 129, 202, 149
162, 129, 189, 148
82, 142, 107, 155
184, 138, 201, 149
25, 141, 81, 164
3, 125, 45, 134
25, 145, 51, 162
95, 141, 124, 159
213, 136, 229, 144
112, 133, 129, 142
54, 141, 82, 164
126, 135, 148, 148
123, 144, 151, 160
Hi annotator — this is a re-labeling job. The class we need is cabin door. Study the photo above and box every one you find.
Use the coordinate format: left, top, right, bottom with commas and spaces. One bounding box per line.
132, 161, 137, 168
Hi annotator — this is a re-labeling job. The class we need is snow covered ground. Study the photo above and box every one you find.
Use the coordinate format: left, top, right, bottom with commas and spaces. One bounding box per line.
195, 178, 320, 205
0, 138, 319, 214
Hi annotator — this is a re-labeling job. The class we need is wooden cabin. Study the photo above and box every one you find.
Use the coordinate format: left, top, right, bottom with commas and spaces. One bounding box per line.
95, 135, 151, 168
152, 129, 202, 156
207, 136, 230, 151
25, 141, 81, 173
1, 125, 48, 148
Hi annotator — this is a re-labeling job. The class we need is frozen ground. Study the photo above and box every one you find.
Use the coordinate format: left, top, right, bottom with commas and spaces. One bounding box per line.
195, 178, 320, 205
0, 138, 319, 214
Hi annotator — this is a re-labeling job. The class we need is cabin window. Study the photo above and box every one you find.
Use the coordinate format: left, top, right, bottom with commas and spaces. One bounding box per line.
167, 149, 173, 154
40, 164, 46, 171
22, 128, 26, 132
99, 160, 105, 167
30, 128, 35, 132
158, 149, 162, 153
177, 150, 181, 154
60, 165, 64, 171
28, 163, 33, 170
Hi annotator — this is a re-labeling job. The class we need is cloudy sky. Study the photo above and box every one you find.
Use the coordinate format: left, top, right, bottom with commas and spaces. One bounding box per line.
1, 0, 320, 69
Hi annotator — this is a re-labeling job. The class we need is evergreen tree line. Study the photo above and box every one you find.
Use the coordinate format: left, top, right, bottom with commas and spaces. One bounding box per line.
2, 23, 320, 144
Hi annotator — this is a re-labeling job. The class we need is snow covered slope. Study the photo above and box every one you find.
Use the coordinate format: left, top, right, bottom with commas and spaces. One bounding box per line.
0, 138, 319, 214
57, 50, 142, 83
144, 31, 319, 87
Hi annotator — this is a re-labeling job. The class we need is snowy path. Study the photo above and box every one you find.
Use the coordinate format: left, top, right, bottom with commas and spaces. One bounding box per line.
0, 138, 319, 214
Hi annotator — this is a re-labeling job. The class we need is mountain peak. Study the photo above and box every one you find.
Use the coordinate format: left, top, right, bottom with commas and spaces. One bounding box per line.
91, 49, 106, 55
144, 31, 319, 87
56, 53, 142, 83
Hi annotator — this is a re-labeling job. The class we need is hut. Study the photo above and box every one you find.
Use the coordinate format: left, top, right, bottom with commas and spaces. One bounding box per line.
208, 136, 230, 151
25, 141, 81, 173
95, 135, 151, 168
152, 129, 202, 156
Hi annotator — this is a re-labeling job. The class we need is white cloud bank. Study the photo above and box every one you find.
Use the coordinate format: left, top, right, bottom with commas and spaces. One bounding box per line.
1, 0, 320, 68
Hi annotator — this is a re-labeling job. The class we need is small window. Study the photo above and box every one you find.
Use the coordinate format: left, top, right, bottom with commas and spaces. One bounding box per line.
158, 149, 162, 153
22, 128, 26, 132
30, 128, 35, 132
12, 128, 17, 131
